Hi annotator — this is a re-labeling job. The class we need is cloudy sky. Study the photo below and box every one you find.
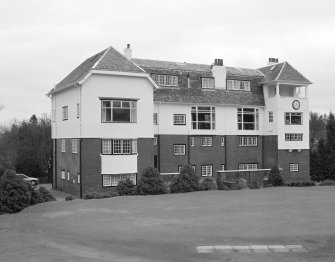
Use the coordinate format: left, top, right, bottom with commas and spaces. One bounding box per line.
0, 0, 334, 124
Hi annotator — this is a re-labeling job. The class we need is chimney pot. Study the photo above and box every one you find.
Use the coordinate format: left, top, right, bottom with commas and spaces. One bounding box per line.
124, 44, 132, 60
267, 57, 279, 66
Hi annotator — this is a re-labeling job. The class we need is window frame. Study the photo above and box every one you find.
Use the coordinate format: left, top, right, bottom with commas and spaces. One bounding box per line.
67, 171, 70, 180
101, 100, 137, 123
238, 136, 258, 146
227, 80, 251, 91
173, 144, 186, 156
201, 137, 213, 147
269, 111, 273, 123
61, 139, 66, 153
102, 173, 137, 187
76, 103, 80, 118
191, 106, 216, 130
201, 77, 215, 89
72, 139, 78, 154
285, 133, 303, 141
285, 112, 303, 125
190, 137, 195, 147
220, 136, 225, 147
62, 106, 68, 121
289, 163, 299, 172
77, 173, 80, 184
154, 137, 157, 145
237, 108, 259, 130
173, 114, 186, 125
61, 170, 65, 180
221, 164, 225, 171
201, 165, 213, 177
152, 74, 178, 87
153, 113, 158, 125
101, 139, 137, 155
238, 163, 258, 170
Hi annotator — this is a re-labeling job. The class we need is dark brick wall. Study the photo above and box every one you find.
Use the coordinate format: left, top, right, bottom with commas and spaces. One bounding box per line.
225, 136, 263, 171
55, 138, 80, 197
263, 136, 278, 169
278, 149, 310, 182
137, 138, 154, 179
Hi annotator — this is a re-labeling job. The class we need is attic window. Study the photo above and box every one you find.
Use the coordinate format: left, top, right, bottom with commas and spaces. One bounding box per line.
152, 74, 178, 87
202, 78, 215, 89
227, 80, 250, 91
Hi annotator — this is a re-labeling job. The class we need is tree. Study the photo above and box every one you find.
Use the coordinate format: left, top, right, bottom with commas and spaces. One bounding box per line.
268, 165, 284, 186
326, 113, 335, 180
310, 112, 326, 151
311, 138, 329, 181
137, 167, 165, 195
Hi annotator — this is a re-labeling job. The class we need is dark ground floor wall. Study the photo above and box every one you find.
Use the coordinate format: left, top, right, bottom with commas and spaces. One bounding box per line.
53, 135, 310, 197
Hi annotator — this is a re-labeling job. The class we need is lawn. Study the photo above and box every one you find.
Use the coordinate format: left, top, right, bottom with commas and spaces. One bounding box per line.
1, 186, 335, 262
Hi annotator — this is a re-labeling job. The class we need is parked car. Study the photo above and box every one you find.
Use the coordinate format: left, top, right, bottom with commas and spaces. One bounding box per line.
16, 173, 39, 186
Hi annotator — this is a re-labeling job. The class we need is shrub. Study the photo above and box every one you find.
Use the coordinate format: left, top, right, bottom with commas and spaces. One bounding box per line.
268, 166, 284, 187
249, 181, 260, 189
170, 165, 199, 193
216, 174, 230, 191
65, 195, 75, 201
199, 177, 218, 191
0, 169, 31, 214
137, 167, 166, 195
38, 186, 57, 202
84, 191, 118, 200
319, 179, 335, 186
29, 186, 44, 205
286, 181, 315, 187
116, 178, 136, 196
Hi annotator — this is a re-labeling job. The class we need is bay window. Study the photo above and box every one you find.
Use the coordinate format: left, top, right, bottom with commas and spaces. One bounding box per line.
102, 100, 136, 123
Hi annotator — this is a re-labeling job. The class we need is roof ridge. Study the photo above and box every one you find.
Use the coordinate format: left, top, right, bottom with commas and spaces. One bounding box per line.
92, 48, 109, 69
275, 62, 286, 81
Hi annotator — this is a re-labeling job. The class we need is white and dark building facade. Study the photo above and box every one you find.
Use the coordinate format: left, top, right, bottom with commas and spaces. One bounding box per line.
49, 45, 312, 197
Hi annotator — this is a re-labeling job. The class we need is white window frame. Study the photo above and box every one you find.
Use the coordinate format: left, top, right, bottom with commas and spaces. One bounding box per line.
61, 139, 66, 152
190, 137, 195, 147
102, 139, 137, 155
67, 171, 70, 180
238, 108, 259, 130
269, 111, 273, 122
201, 165, 213, 177
102, 100, 137, 123
191, 106, 215, 130
62, 106, 68, 120
152, 74, 178, 87
154, 137, 157, 145
153, 113, 158, 125
72, 139, 78, 154
285, 112, 302, 125
174, 145, 186, 156
201, 137, 212, 147
290, 163, 299, 172
173, 114, 186, 125
102, 139, 112, 154
238, 164, 258, 170
77, 173, 80, 184
220, 136, 225, 146
61, 170, 65, 179
227, 80, 250, 91
102, 173, 137, 187
285, 133, 303, 141
238, 136, 258, 146
201, 78, 215, 89
132, 140, 137, 154
76, 103, 80, 118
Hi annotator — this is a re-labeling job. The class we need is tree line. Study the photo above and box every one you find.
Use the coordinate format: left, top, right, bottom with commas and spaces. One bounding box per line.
0, 114, 52, 180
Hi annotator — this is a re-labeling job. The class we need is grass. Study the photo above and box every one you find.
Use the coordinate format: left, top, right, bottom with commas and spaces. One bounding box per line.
1, 186, 335, 262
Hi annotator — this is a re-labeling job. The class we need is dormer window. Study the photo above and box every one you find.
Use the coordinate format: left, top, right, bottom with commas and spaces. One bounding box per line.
152, 74, 178, 87
227, 80, 250, 91
201, 78, 215, 89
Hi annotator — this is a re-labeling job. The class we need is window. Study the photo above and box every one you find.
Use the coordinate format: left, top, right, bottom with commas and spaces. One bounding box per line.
220, 136, 225, 146
190, 137, 195, 147
239, 164, 258, 170
202, 78, 215, 89
67, 172, 70, 180
173, 114, 186, 125
290, 163, 299, 172
61, 170, 65, 179
102, 139, 137, 155
52, 109, 56, 122
174, 145, 186, 156
238, 136, 258, 146
62, 106, 68, 120
77, 173, 80, 184
72, 139, 78, 154
269, 111, 273, 122
154, 137, 157, 145
285, 133, 303, 141
61, 139, 66, 152
191, 106, 215, 130
227, 80, 250, 91
201, 165, 213, 176
201, 137, 212, 147
152, 74, 178, 87
102, 173, 137, 187
237, 108, 259, 130
153, 113, 158, 125
221, 164, 225, 171
285, 113, 302, 125
77, 103, 80, 118
102, 100, 136, 123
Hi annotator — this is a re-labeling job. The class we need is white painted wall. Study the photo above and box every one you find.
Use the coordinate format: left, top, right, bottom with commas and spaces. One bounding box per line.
101, 154, 137, 174
51, 86, 81, 139
211, 66, 226, 89
154, 102, 265, 136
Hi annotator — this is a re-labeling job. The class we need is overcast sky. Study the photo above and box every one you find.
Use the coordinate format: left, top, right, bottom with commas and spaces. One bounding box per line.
0, 0, 334, 124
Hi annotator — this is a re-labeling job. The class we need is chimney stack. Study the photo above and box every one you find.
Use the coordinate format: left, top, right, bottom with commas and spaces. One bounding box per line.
211, 58, 226, 89
124, 44, 132, 60
267, 58, 279, 66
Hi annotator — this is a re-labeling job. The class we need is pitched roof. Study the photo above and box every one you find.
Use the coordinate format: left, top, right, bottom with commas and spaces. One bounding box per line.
132, 58, 263, 77
258, 62, 312, 84
52, 46, 144, 93
154, 88, 264, 106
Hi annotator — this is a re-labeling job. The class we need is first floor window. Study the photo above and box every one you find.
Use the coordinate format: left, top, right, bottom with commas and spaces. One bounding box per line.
153, 113, 158, 125
201, 137, 212, 146
201, 165, 213, 176
173, 114, 186, 125
103, 173, 137, 187
238, 108, 259, 130
285, 133, 303, 141
61, 170, 65, 179
102, 139, 137, 155
220, 136, 225, 146
238, 136, 258, 146
61, 139, 66, 152
238, 164, 258, 170
72, 139, 78, 154
102, 100, 136, 123
202, 78, 215, 89
174, 145, 186, 156
285, 112, 302, 125
132, 140, 137, 153
77, 173, 80, 184
191, 106, 215, 130
290, 163, 299, 172
190, 137, 195, 147
102, 139, 112, 154
62, 106, 68, 120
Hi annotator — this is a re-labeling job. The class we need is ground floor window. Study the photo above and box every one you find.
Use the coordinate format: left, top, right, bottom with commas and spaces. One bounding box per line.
174, 145, 186, 155
102, 173, 137, 187
61, 170, 65, 179
289, 163, 299, 172
201, 165, 213, 176
238, 163, 258, 170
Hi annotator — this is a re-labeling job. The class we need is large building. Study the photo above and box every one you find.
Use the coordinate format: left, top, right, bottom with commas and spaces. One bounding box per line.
48, 45, 312, 197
